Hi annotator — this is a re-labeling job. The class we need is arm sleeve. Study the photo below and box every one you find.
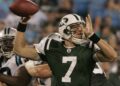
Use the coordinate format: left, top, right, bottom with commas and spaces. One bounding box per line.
88, 41, 100, 52
34, 33, 62, 55
94, 44, 101, 52
88, 41, 101, 61
25, 60, 36, 76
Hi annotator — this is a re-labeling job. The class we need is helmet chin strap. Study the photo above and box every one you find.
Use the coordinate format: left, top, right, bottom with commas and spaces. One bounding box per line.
72, 37, 89, 45
63, 35, 89, 46
71, 33, 90, 45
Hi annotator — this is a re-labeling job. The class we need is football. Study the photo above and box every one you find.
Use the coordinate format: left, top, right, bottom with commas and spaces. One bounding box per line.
9, 0, 39, 17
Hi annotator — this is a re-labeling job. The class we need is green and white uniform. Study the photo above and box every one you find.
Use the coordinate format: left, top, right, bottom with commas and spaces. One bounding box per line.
35, 33, 97, 86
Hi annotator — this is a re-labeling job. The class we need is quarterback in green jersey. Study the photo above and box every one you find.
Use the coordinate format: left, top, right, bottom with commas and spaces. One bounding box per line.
14, 14, 117, 86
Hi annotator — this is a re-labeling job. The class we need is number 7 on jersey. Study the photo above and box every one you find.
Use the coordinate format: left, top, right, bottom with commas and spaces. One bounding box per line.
62, 56, 77, 83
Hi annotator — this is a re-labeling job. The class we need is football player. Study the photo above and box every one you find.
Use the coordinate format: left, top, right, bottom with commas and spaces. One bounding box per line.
0, 27, 26, 75
0, 60, 51, 86
14, 14, 117, 86
0, 27, 27, 86
0, 27, 51, 86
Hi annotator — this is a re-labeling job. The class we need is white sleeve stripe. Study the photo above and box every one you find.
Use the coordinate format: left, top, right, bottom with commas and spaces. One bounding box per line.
93, 63, 103, 74
89, 41, 93, 48
47, 39, 52, 50
34, 44, 41, 53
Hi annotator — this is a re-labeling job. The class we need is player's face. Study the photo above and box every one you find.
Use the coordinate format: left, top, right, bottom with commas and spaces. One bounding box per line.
69, 23, 85, 39
1, 36, 14, 52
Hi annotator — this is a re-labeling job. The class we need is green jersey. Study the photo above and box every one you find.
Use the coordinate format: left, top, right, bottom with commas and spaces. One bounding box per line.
35, 33, 96, 86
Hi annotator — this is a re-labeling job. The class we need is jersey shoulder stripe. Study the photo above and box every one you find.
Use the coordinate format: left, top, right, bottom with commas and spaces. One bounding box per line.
34, 33, 62, 55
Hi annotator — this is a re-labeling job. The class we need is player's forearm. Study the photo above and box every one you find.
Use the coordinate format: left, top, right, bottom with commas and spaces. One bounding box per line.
97, 39, 118, 61
14, 17, 30, 55
14, 31, 26, 53
14, 17, 38, 59
0, 74, 23, 86
26, 63, 52, 78
85, 15, 117, 61
34, 64, 52, 78
0, 66, 32, 86
14, 29, 39, 60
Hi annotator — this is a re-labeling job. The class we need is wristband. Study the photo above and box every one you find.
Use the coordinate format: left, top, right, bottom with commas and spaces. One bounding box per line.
17, 22, 27, 32
89, 33, 100, 43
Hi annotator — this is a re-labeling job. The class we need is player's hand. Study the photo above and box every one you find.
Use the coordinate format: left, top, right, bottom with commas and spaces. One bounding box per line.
84, 14, 94, 38
20, 16, 31, 24
0, 82, 7, 86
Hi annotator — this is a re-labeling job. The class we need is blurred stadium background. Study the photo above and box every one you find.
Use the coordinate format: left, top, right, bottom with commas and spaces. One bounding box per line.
0, 0, 120, 86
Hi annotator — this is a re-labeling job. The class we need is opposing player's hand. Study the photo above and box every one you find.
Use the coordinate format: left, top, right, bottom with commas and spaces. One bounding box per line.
0, 82, 7, 86
20, 16, 31, 24
84, 14, 94, 38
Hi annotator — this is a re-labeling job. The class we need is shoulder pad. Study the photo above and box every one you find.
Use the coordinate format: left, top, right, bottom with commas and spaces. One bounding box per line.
47, 33, 63, 42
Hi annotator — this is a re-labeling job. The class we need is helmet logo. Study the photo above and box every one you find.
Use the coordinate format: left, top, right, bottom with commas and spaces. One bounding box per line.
59, 18, 68, 27
63, 18, 68, 23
